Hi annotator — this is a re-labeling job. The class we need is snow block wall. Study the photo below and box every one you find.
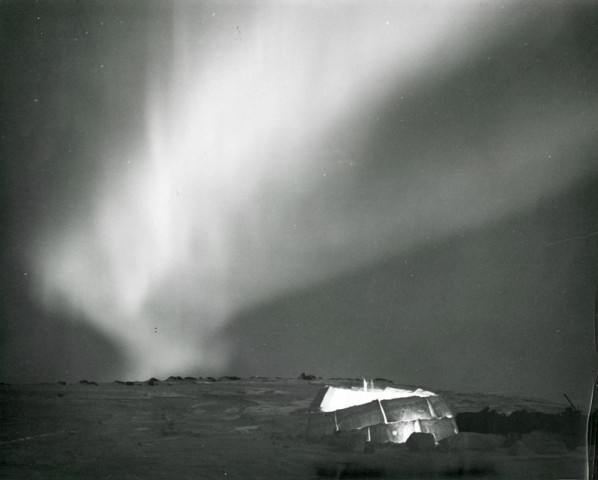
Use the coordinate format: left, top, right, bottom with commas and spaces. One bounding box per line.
306, 386, 458, 444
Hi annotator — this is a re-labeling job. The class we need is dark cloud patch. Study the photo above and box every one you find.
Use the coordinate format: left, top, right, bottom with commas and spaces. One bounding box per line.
0, 1, 171, 240
350, 3, 598, 191
0, 291, 127, 383
0, 2, 157, 383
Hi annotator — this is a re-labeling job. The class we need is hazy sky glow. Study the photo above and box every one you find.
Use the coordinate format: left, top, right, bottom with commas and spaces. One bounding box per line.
1, 1, 597, 406
32, 1, 498, 379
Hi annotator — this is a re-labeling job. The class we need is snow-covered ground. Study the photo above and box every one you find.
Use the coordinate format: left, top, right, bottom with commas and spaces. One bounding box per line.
0, 378, 589, 479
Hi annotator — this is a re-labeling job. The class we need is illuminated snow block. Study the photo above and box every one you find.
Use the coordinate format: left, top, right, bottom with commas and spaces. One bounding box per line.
419, 417, 459, 442
306, 384, 458, 445
370, 421, 422, 444
385, 387, 436, 398
306, 411, 337, 437
309, 387, 331, 411
380, 396, 434, 422
370, 418, 457, 444
425, 395, 454, 418
311, 386, 436, 412
369, 423, 395, 444
335, 400, 385, 432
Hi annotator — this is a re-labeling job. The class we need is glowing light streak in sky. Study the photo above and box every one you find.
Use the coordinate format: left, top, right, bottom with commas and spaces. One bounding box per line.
32, 2, 598, 380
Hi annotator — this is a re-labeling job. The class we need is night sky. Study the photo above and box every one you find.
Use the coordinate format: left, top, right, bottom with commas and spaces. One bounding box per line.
1, 1, 597, 408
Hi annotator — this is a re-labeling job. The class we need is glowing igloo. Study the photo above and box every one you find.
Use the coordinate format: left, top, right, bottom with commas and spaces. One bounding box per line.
306, 382, 458, 444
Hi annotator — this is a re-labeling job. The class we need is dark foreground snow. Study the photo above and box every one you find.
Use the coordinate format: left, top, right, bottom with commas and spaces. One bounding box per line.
0, 378, 590, 479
